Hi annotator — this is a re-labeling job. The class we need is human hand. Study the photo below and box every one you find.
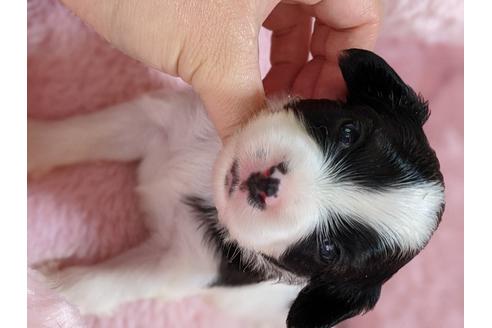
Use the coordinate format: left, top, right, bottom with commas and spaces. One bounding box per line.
60, 0, 381, 140
263, 1, 381, 100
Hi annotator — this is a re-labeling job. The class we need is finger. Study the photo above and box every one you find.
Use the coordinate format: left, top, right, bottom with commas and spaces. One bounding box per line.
200, 82, 265, 143
291, 57, 324, 98
302, 0, 382, 99
313, 61, 345, 99
196, 42, 266, 142
263, 3, 312, 96
193, 0, 281, 142
308, 21, 345, 99
308, 0, 381, 61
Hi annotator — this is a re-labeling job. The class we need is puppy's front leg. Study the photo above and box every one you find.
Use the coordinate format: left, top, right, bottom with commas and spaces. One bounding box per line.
28, 100, 160, 175
43, 239, 172, 315
45, 235, 218, 315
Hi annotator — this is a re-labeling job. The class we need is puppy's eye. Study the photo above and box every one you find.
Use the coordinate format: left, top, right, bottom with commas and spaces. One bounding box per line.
339, 122, 360, 147
320, 239, 339, 261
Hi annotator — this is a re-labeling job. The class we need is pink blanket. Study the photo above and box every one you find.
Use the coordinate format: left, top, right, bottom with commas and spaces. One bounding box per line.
27, 0, 463, 327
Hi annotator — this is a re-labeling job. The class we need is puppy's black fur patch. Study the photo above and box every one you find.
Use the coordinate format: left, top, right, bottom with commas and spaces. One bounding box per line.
283, 49, 444, 328
184, 196, 264, 286
290, 49, 442, 191
282, 219, 412, 328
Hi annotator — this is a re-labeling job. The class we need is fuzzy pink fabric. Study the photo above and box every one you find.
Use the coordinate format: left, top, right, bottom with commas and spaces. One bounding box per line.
27, 0, 463, 327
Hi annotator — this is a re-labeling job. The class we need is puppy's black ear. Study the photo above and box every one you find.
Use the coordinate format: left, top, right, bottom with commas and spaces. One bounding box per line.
338, 48, 429, 125
286, 278, 382, 328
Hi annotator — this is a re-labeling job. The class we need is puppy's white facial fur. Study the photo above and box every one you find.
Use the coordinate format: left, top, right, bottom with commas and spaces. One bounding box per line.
315, 181, 444, 250
214, 97, 444, 258
214, 100, 326, 257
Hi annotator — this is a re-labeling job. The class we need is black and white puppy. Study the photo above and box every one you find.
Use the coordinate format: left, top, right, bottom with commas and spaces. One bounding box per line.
28, 49, 445, 328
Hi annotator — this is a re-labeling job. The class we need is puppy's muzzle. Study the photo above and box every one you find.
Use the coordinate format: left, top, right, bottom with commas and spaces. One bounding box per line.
241, 162, 287, 210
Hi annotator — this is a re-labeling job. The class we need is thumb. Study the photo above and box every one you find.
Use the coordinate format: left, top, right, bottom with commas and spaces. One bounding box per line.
193, 0, 281, 142
196, 57, 265, 142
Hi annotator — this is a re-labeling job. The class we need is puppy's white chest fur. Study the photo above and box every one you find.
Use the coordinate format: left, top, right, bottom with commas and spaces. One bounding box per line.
132, 91, 220, 257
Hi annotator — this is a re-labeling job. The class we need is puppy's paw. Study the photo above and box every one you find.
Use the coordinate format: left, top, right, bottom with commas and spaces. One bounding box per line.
42, 265, 118, 316
200, 289, 287, 328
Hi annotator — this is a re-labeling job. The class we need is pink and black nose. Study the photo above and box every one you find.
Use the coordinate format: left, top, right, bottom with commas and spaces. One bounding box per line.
241, 162, 287, 210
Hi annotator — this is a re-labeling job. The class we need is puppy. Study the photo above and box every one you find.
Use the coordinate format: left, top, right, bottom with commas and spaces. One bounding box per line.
28, 49, 445, 327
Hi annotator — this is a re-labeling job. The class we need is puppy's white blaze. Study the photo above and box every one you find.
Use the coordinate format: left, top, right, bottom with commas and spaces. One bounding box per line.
315, 181, 445, 250
214, 108, 327, 257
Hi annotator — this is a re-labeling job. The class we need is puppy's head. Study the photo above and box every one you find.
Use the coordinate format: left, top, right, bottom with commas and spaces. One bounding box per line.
213, 49, 444, 327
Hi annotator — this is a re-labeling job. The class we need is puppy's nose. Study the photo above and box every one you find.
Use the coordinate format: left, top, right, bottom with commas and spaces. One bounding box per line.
240, 163, 288, 210
241, 171, 281, 210
246, 172, 280, 198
